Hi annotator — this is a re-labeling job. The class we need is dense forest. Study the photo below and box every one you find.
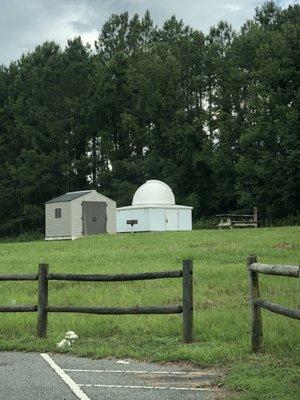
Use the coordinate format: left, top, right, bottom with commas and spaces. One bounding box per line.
0, 1, 299, 235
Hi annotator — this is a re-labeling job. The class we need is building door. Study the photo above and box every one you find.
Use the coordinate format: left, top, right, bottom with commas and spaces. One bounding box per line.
82, 201, 107, 235
165, 209, 178, 231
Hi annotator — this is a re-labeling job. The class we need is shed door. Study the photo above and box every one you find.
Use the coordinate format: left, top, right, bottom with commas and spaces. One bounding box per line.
82, 201, 107, 235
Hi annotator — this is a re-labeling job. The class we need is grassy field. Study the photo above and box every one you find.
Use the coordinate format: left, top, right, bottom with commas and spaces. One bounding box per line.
0, 227, 299, 399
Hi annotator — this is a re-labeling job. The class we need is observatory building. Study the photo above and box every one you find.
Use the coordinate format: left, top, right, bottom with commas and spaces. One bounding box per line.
117, 180, 192, 233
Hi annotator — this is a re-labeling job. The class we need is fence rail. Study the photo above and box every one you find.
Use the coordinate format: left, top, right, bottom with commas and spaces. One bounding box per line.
252, 299, 300, 320
47, 305, 183, 315
249, 263, 299, 278
0, 306, 38, 312
0, 274, 38, 281
0, 260, 193, 343
47, 270, 183, 281
247, 254, 299, 352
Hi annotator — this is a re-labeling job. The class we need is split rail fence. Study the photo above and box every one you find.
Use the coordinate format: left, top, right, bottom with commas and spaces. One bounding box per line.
247, 254, 300, 352
0, 260, 193, 343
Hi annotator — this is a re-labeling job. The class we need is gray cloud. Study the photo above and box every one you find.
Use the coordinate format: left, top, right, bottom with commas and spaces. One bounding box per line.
0, 0, 297, 65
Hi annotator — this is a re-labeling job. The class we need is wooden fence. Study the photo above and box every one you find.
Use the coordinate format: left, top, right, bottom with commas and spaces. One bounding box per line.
0, 260, 193, 343
247, 254, 300, 352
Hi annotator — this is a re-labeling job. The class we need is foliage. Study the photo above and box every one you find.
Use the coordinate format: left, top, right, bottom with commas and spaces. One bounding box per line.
0, 2, 299, 235
0, 231, 43, 243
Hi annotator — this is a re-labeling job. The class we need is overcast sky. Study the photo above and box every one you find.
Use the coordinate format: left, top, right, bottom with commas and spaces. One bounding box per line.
0, 0, 297, 66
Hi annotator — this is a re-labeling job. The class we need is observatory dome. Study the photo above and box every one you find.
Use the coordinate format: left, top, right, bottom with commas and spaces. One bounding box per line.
132, 180, 175, 206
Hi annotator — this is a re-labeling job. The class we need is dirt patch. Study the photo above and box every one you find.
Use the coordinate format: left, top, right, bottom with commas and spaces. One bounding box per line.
202, 300, 223, 309
136, 365, 232, 399
273, 242, 295, 250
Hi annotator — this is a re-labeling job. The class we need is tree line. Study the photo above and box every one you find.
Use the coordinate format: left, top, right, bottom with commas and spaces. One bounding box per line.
0, 1, 299, 235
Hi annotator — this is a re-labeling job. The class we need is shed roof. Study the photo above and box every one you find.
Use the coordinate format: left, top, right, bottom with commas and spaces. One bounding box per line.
46, 190, 92, 204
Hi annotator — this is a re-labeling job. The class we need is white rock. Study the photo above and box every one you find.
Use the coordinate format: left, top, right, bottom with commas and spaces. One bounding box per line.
117, 360, 130, 364
65, 331, 79, 340
57, 339, 71, 348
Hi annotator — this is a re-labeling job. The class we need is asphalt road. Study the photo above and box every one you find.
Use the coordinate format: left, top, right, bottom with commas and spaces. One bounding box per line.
0, 352, 219, 399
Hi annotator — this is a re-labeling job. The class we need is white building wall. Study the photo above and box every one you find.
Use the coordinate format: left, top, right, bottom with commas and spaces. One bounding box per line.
45, 202, 72, 239
149, 209, 166, 231
117, 206, 192, 232
178, 209, 192, 230
117, 208, 150, 232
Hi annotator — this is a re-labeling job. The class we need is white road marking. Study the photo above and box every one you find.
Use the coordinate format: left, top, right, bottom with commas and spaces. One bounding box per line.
40, 353, 91, 400
78, 383, 209, 391
64, 368, 211, 376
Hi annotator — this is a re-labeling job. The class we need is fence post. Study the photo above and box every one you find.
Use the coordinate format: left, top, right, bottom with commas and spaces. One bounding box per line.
247, 254, 262, 352
37, 263, 48, 338
183, 259, 193, 343
253, 207, 258, 228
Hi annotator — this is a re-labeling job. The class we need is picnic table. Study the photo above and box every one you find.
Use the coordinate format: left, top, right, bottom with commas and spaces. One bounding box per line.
216, 207, 258, 229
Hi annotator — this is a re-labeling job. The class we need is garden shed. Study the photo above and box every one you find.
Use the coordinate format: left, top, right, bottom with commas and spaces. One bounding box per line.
117, 180, 192, 233
45, 190, 116, 240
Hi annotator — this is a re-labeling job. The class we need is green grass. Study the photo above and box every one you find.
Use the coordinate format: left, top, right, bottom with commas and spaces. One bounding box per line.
0, 227, 299, 399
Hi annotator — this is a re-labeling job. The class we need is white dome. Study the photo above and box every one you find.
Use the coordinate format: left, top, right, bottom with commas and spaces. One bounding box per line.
132, 180, 175, 206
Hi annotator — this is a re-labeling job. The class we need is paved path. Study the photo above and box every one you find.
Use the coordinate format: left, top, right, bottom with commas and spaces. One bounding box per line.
0, 352, 220, 399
